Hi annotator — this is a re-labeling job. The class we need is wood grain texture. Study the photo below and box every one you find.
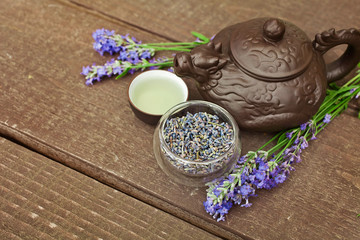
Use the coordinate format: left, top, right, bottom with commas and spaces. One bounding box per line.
1, 0, 360, 239
0, 138, 220, 240
70, 0, 360, 42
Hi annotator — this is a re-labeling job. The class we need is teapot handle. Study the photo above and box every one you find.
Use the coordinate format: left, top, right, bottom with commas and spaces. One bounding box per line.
313, 28, 360, 83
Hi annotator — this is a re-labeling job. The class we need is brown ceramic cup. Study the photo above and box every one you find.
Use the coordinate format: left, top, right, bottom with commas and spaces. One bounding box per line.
128, 70, 189, 125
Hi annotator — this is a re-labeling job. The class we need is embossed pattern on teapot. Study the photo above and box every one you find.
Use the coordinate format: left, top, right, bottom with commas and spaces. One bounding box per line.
174, 17, 360, 132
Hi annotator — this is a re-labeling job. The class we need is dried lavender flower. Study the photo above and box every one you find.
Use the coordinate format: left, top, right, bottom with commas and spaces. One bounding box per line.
163, 112, 234, 161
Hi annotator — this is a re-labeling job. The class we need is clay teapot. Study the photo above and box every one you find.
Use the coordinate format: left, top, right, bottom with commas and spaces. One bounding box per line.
173, 17, 360, 132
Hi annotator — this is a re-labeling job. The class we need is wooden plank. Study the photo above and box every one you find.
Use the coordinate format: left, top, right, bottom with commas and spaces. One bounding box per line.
69, 0, 360, 43
1, 0, 360, 239
0, 138, 220, 240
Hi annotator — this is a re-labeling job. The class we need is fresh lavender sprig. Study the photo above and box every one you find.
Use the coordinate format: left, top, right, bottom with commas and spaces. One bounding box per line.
82, 29, 209, 85
92, 28, 208, 55
205, 65, 360, 222
81, 57, 172, 85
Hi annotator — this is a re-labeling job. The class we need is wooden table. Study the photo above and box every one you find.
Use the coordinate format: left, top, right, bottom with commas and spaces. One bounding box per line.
1, 0, 360, 239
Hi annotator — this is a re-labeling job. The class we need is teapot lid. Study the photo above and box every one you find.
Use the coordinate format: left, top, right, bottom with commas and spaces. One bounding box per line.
230, 18, 313, 81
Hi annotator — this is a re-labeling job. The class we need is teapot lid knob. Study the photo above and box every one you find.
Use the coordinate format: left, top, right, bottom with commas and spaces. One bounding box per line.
263, 18, 285, 42
230, 17, 313, 81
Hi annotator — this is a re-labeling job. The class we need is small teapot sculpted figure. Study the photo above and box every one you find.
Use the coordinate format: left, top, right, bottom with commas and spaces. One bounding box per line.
174, 18, 360, 132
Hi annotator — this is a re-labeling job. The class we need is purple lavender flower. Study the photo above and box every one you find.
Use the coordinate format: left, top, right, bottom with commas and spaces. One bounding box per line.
204, 147, 304, 220
81, 57, 172, 85
92, 29, 114, 41
258, 162, 269, 172
203, 197, 216, 215
239, 184, 253, 196
300, 123, 308, 131
323, 114, 332, 124
92, 29, 119, 55
264, 178, 278, 190
280, 161, 295, 175
228, 174, 236, 183
286, 130, 294, 139
215, 201, 233, 222
113, 66, 123, 75
203, 198, 233, 222
128, 51, 139, 63
91, 29, 155, 60
238, 155, 247, 164
240, 167, 250, 183
97, 66, 106, 78
274, 173, 287, 184
92, 29, 138, 56
255, 170, 266, 181
310, 134, 317, 140
140, 50, 152, 59
81, 66, 91, 76
240, 198, 252, 208
229, 192, 242, 205
213, 188, 222, 197
118, 51, 128, 61
299, 136, 309, 150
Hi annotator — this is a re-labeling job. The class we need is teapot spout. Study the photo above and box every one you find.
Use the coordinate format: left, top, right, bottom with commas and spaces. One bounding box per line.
174, 42, 227, 84
175, 52, 216, 83
173, 52, 202, 81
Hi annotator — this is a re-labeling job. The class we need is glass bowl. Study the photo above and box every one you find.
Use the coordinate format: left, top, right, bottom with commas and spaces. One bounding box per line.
153, 100, 241, 187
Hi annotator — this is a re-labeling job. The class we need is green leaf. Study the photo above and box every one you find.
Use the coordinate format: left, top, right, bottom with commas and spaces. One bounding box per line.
268, 161, 278, 171
218, 193, 224, 203
208, 193, 217, 200
222, 181, 230, 187
277, 132, 287, 144
115, 68, 130, 79
328, 82, 340, 90
191, 31, 210, 43
217, 187, 228, 192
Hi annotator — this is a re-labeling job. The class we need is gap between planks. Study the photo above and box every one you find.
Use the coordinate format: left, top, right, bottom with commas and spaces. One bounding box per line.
0, 123, 245, 240
55, 0, 179, 42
